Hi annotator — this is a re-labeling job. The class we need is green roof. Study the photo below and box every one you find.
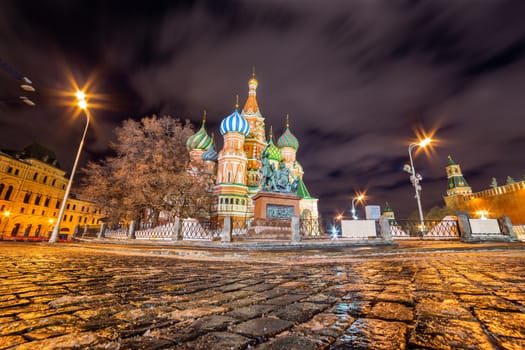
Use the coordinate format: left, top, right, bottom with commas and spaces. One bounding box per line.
297, 178, 315, 199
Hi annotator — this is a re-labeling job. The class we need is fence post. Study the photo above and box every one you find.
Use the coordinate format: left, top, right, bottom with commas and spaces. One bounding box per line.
291, 216, 301, 243
98, 223, 106, 239
172, 217, 183, 241
456, 212, 472, 242
379, 216, 392, 241
221, 216, 232, 242
128, 221, 136, 239
498, 216, 518, 241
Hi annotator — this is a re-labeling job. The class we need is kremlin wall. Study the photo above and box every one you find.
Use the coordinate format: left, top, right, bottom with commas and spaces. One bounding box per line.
444, 156, 525, 225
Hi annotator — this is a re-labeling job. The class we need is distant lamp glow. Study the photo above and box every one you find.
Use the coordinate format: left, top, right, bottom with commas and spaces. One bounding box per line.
477, 210, 488, 220
3, 211, 10, 217
419, 137, 432, 147
78, 99, 88, 109
75, 90, 86, 101
351, 194, 365, 220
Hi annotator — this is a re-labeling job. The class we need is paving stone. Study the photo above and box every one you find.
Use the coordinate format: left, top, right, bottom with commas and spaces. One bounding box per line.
263, 293, 307, 306
231, 317, 294, 338
332, 318, 407, 350
0, 335, 26, 349
369, 302, 413, 322
178, 331, 254, 350
409, 317, 494, 349
226, 304, 275, 320
474, 309, 525, 338
14, 332, 103, 350
256, 335, 325, 349
331, 300, 372, 317
415, 298, 473, 320
294, 312, 355, 338
270, 302, 329, 323
459, 294, 522, 311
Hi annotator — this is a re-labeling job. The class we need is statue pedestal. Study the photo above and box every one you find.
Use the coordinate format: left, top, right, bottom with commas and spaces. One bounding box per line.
252, 192, 301, 219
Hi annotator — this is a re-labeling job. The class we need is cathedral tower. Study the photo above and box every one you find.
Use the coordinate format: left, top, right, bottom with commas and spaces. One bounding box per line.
214, 99, 251, 220
186, 111, 211, 171
241, 69, 267, 193
277, 115, 303, 180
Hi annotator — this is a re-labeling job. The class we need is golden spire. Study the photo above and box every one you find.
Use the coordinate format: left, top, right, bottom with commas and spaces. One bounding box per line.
269, 125, 273, 140
210, 132, 215, 145
235, 94, 239, 109
286, 114, 290, 128
252, 66, 256, 78
202, 109, 207, 125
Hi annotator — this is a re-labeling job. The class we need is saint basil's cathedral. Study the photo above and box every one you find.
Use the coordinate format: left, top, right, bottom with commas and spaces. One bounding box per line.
186, 72, 319, 222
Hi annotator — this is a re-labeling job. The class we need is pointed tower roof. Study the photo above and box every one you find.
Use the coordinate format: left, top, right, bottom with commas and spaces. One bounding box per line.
277, 114, 299, 150
186, 111, 212, 150
446, 155, 472, 196
297, 178, 314, 199
242, 68, 260, 114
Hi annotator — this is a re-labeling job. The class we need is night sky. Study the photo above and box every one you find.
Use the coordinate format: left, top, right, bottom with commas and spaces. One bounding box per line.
1, 0, 525, 220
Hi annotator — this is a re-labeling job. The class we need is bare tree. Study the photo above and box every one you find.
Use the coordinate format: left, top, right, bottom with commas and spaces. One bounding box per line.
80, 115, 212, 226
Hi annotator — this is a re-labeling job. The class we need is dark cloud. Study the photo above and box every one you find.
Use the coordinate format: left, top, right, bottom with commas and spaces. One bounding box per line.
1, 0, 525, 220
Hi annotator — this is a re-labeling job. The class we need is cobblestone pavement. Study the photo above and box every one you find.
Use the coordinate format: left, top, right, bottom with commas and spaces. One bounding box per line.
1, 242, 524, 349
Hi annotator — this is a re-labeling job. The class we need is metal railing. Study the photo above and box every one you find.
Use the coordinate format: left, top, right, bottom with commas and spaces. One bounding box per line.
300, 217, 328, 239
390, 219, 460, 240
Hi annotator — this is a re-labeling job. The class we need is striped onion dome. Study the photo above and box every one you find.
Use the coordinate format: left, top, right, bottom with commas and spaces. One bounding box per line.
202, 143, 218, 162
186, 119, 212, 151
277, 116, 299, 150
220, 108, 250, 136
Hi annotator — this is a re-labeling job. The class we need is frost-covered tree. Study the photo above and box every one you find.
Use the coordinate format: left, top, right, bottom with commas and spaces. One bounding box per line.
506, 176, 516, 185
80, 115, 212, 226
490, 177, 498, 188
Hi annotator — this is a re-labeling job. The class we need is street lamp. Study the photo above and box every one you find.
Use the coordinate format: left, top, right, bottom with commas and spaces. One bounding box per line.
406, 137, 432, 233
49, 91, 90, 243
351, 194, 364, 220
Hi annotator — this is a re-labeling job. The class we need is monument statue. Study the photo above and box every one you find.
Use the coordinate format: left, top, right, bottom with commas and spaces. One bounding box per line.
261, 148, 298, 194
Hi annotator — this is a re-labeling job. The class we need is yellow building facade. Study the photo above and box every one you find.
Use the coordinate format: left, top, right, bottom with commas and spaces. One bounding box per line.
0, 143, 105, 241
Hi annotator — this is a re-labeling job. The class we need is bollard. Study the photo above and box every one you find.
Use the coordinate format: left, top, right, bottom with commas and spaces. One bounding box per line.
97, 223, 106, 239
379, 216, 392, 241
221, 216, 232, 242
456, 212, 472, 242
498, 216, 518, 241
172, 217, 183, 241
291, 216, 301, 243
128, 221, 136, 239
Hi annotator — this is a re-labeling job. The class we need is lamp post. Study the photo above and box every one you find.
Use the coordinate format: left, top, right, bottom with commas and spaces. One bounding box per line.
406, 137, 431, 233
49, 91, 90, 243
351, 194, 364, 220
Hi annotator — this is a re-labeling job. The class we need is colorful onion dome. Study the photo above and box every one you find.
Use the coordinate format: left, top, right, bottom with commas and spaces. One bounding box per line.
220, 97, 250, 136
186, 114, 212, 151
264, 126, 282, 161
277, 115, 299, 150
202, 142, 218, 162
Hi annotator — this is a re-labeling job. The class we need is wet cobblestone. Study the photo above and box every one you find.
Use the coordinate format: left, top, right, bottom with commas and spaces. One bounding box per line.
0, 242, 524, 349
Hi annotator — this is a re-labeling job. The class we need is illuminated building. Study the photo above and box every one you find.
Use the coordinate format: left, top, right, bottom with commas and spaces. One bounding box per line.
186, 72, 319, 221
0, 143, 105, 240
444, 155, 525, 224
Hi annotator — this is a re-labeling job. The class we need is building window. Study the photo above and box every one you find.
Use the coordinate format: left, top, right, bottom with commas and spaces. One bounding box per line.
52, 179, 56, 186
14, 169, 19, 175
7, 167, 13, 174
69, 216, 73, 222
0, 184, 4, 198
67, 204, 70, 210
23, 193, 31, 203
72, 205, 76, 210
56, 200, 60, 209
44, 197, 50, 207
20, 207, 24, 213
64, 214, 67, 221
43, 176, 48, 184
34, 195, 42, 205
33, 172, 38, 181
81, 206, 85, 212
4, 186, 13, 200
78, 216, 82, 223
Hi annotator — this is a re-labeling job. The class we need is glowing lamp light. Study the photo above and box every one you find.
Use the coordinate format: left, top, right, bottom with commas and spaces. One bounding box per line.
75, 90, 86, 101
419, 137, 432, 147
